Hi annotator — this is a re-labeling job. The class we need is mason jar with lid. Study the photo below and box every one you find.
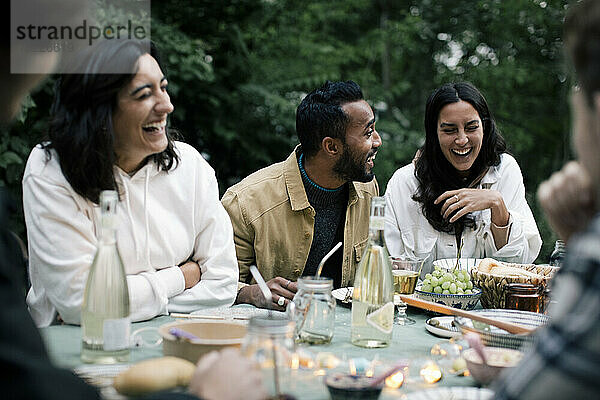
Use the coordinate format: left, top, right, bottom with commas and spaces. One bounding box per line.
241, 317, 296, 397
504, 283, 544, 313
290, 276, 336, 344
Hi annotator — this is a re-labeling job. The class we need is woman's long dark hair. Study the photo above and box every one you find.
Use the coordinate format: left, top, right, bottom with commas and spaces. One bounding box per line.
413, 82, 507, 234
43, 40, 179, 204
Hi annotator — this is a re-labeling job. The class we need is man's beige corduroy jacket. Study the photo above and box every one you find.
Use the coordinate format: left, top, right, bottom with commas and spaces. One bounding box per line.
221, 146, 379, 288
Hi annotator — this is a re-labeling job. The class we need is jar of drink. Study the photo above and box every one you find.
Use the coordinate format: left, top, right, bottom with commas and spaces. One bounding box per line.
291, 276, 335, 344
504, 283, 544, 313
242, 317, 296, 397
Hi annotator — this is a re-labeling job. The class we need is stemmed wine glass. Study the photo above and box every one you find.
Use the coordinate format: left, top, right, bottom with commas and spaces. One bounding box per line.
390, 257, 425, 325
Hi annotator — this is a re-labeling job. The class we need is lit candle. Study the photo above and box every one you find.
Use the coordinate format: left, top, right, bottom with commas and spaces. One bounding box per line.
420, 361, 442, 384
349, 357, 371, 376
430, 340, 464, 375
315, 352, 340, 369
290, 354, 300, 370
384, 371, 404, 388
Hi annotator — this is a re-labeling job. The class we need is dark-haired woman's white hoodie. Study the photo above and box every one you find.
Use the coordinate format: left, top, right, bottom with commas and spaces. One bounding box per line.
23, 141, 238, 327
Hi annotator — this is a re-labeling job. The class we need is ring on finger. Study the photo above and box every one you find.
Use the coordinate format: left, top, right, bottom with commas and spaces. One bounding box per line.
285, 280, 291, 289
453, 195, 459, 203
277, 296, 285, 306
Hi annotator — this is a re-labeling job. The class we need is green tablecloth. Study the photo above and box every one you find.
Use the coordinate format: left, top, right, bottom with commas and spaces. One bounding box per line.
41, 306, 478, 399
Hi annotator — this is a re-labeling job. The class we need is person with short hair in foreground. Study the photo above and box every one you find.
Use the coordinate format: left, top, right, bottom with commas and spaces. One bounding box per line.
493, 0, 600, 398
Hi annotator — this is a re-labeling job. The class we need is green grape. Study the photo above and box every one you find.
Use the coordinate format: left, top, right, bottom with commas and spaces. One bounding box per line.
426, 266, 476, 297
449, 283, 457, 294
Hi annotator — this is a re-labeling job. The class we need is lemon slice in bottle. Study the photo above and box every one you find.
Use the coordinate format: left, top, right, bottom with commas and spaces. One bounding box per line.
366, 302, 394, 334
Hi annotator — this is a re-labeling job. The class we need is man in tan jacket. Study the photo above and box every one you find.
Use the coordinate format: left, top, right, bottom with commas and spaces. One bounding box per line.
222, 81, 381, 310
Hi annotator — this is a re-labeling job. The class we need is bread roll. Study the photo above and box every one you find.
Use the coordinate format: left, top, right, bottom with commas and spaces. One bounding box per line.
477, 258, 503, 273
113, 356, 195, 396
477, 258, 543, 279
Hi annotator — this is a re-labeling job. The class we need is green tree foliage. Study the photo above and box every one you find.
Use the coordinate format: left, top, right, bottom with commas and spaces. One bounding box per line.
1, 0, 572, 261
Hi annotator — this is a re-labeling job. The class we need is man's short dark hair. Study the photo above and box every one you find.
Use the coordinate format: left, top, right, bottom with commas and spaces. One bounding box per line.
565, 0, 600, 104
296, 80, 364, 158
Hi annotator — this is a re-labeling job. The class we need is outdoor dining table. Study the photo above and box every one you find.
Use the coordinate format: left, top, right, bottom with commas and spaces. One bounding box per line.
41, 305, 481, 399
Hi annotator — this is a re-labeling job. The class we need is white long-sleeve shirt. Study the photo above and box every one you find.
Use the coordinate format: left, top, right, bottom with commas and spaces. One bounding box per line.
384, 153, 542, 263
23, 141, 238, 327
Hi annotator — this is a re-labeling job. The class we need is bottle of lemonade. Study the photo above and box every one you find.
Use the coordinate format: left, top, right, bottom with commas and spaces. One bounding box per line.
351, 196, 394, 348
81, 190, 130, 363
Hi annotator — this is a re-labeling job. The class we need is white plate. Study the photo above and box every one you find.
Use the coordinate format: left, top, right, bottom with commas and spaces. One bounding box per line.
190, 306, 287, 320
433, 258, 483, 273
406, 386, 494, 400
425, 316, 461, 338
332, 287, 402, 305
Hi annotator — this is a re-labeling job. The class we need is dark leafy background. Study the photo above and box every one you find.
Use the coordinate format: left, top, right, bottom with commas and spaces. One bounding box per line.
2, 0, 573, 262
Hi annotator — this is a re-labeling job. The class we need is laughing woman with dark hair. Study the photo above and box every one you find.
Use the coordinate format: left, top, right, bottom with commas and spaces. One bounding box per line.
384, 82, 541, 263
23, 40, 237, 327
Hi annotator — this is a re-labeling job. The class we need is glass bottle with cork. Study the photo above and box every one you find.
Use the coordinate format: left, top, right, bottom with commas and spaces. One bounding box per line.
81, 190, 130, 363
549, 240, 565, 267
351, 196, 394, 348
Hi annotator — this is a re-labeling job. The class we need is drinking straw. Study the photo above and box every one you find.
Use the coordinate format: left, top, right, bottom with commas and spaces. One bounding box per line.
315, 242, 343, 278
295, 242, 343, 336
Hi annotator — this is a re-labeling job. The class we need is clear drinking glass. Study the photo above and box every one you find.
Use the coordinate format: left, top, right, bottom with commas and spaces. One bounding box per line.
390, 257, 424, 325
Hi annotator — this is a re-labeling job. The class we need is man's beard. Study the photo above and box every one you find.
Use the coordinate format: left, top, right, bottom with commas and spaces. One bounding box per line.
332, 142, 376, 183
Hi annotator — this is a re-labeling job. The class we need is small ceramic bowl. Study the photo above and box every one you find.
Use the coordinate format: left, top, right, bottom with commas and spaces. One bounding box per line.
415, 284, 482, 311
159, 320, 247, 363
325, 373, 383, 400
462, 347, 523, 385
